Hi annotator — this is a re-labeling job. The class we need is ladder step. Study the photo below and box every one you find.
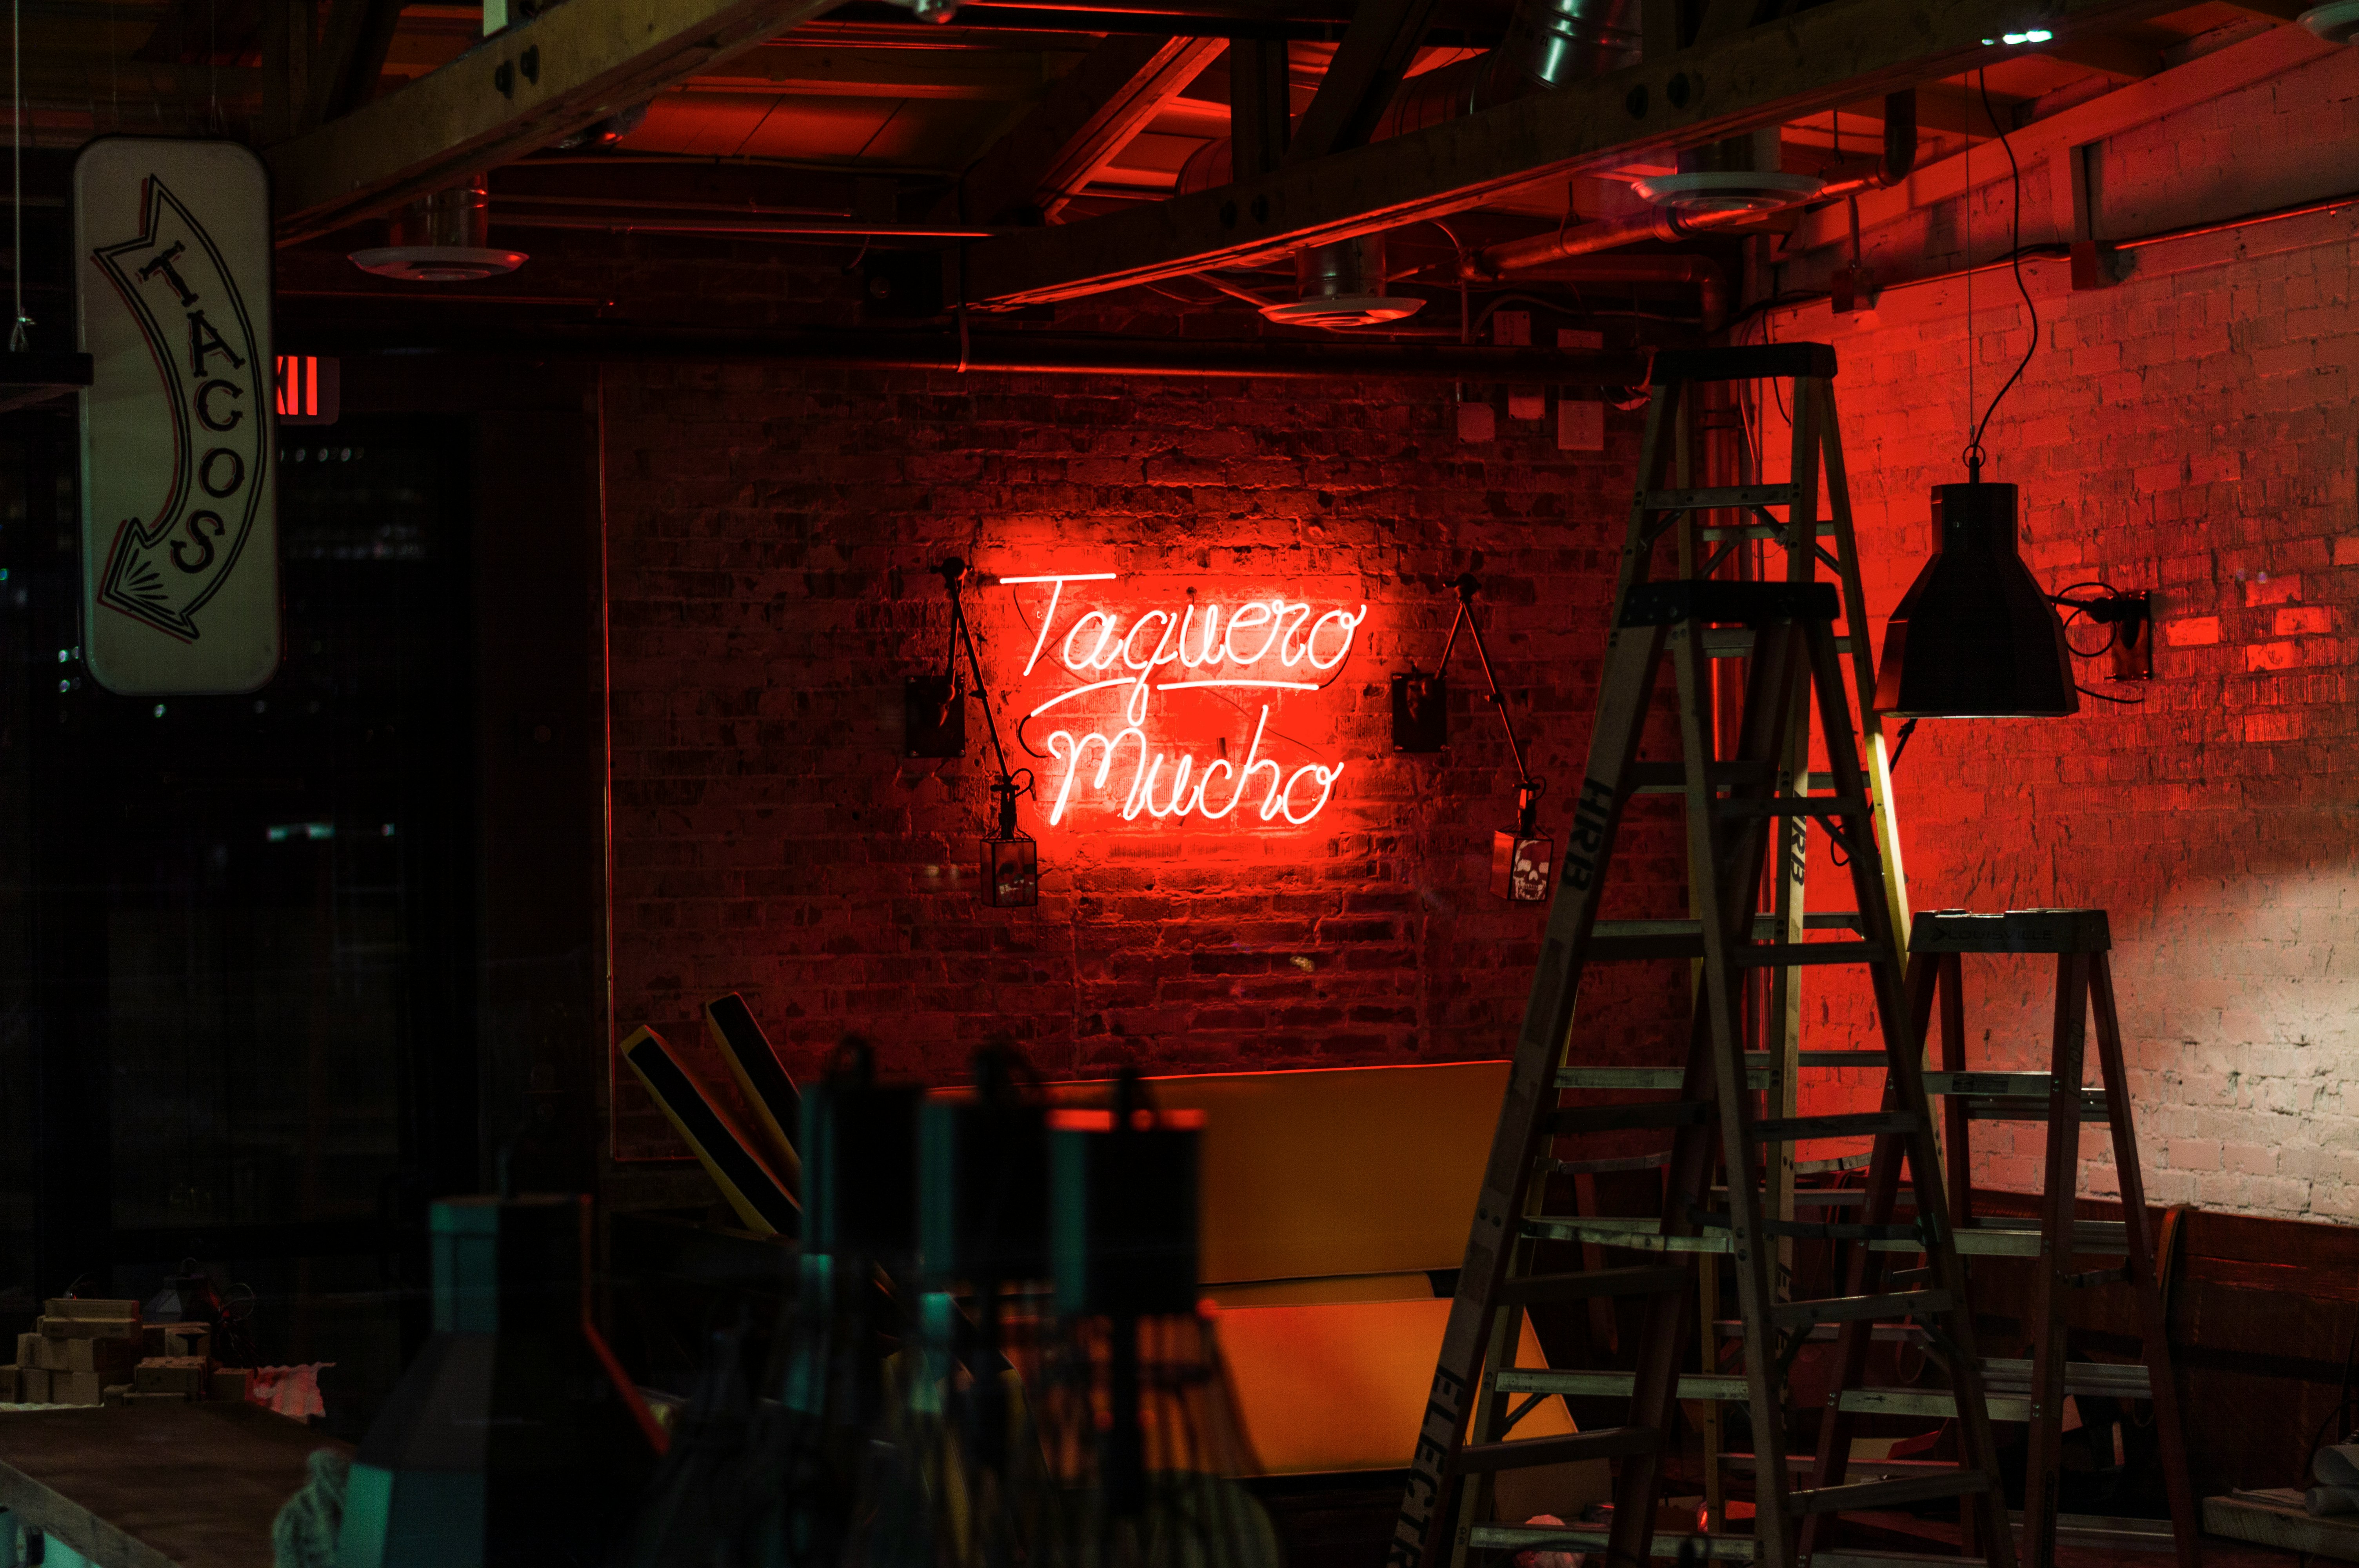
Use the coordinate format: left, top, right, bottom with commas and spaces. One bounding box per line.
1879, 1219, 2130, 1257
1924, 1069, 2113, 1119
1983, 1357, 2154, 1397
1699, 520, 1839, 541
1454, 1426, 1660, 1472
1911, 907, 2111, 955
1789, 1468, 1992, 1515
1751, 1111, 1919, 1142
1492, 1368, 1749, 1401
1467, 1526, 1757, 1562
1524, 1216, 1730, 1253
1495, 1264, 1689, 1305
1839, 1387, 2034, 1422
1548, 1100, 1711, 1134
1644, 484, 1803, 512
1701, 628, 1857, 659
1964, 1092, 2112, 1122
1543, 1149, 1672, 1176
1770, 1289, 1954, 1328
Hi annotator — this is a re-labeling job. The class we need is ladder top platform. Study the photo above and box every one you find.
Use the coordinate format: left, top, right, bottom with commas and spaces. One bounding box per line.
1648, 342, 1839, 387
1912, 908, 2112, 955
1619, 579, 1842, 629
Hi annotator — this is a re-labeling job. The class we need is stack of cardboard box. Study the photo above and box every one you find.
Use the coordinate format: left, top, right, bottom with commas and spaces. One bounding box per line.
0, 1303, 250, 1408
0, 1299, 141, 1405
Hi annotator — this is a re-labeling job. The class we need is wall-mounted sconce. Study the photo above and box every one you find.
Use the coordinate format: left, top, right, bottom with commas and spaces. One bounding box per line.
923, 558, 1038, 907
983, 777, 1039, 908
1395, 573, 1549, 904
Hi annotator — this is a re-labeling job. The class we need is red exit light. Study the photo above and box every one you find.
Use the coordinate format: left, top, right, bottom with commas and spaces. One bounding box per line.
275, 355, 340, 425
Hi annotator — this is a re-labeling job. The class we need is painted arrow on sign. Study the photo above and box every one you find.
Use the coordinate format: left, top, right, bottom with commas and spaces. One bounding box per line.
76, 139, 279, 695
89, 177, 270, 640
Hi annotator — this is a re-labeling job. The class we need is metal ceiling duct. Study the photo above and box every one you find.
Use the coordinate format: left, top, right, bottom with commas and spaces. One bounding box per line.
349, 179, 529, 284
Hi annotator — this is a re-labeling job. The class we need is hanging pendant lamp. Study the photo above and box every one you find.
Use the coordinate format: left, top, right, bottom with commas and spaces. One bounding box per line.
1873, 65, 2080, 721
1872, 481, 2077, 717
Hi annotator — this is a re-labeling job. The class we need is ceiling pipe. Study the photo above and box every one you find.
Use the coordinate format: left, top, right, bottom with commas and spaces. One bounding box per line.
287, 325, 1656, 383
1463, 89, 1917, 289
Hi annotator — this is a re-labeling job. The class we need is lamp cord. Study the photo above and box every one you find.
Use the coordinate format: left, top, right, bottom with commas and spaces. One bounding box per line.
1963, 65, 2038, 477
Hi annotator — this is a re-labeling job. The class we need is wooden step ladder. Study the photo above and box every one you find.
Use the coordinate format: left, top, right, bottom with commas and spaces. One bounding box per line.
1385, 576, 2017, 1568
1800, 907, 2201, 1568
1619, 339, 1923, 1535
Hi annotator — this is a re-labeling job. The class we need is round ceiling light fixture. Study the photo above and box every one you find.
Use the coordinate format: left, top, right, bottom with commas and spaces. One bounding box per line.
1630, 170, 1826, 213
349, 179, 527, 283
1261, 294, 1428, 328
1263, 234, 1428, 330
1633, 127, 1824, 214
2300, 0, 2359, 41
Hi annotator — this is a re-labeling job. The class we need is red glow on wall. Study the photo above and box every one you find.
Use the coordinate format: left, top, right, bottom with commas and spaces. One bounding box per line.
997, 571, 1364, 829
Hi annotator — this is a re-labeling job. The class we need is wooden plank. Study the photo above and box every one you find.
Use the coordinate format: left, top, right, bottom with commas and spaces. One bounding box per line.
951, 0, 2186, 305
268, 0, 849, 243
2203, 1493, 2359, 1563
936, 35, 1225, 225
0, 1403, 347, 1568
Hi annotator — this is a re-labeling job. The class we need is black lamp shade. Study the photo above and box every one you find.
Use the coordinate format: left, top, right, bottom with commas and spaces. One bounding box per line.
1874, 482, 2078, 718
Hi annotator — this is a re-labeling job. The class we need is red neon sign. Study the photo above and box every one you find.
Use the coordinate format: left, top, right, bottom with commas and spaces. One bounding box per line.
1003, 572, 1364, 828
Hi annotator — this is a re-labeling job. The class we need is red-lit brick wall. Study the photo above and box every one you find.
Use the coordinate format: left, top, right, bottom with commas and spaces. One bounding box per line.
598, 352, 1692, 1167
1770, 205, 2359, 1222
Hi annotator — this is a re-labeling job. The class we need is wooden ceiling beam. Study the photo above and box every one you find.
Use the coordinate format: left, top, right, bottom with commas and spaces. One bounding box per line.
305, 0, 408, 127
266, 0, 848, 243
1284, 0, 1447, 161
932, 33, 1223, 223
947, 0, 2188, 305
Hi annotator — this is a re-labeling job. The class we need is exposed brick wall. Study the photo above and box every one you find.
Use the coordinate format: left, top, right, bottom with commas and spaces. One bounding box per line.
1767, 204, 2359, 1222
599, 320, 1692, 1166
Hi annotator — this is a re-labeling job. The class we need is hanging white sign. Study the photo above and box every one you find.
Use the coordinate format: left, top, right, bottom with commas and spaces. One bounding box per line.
74, 138, 280, 695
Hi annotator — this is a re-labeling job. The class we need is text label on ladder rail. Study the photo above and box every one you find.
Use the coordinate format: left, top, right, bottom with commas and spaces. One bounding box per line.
1002, 571, 1365, 828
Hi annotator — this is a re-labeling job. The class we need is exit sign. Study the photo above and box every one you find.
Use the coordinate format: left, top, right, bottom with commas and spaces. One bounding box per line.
275, 355, 339, 425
